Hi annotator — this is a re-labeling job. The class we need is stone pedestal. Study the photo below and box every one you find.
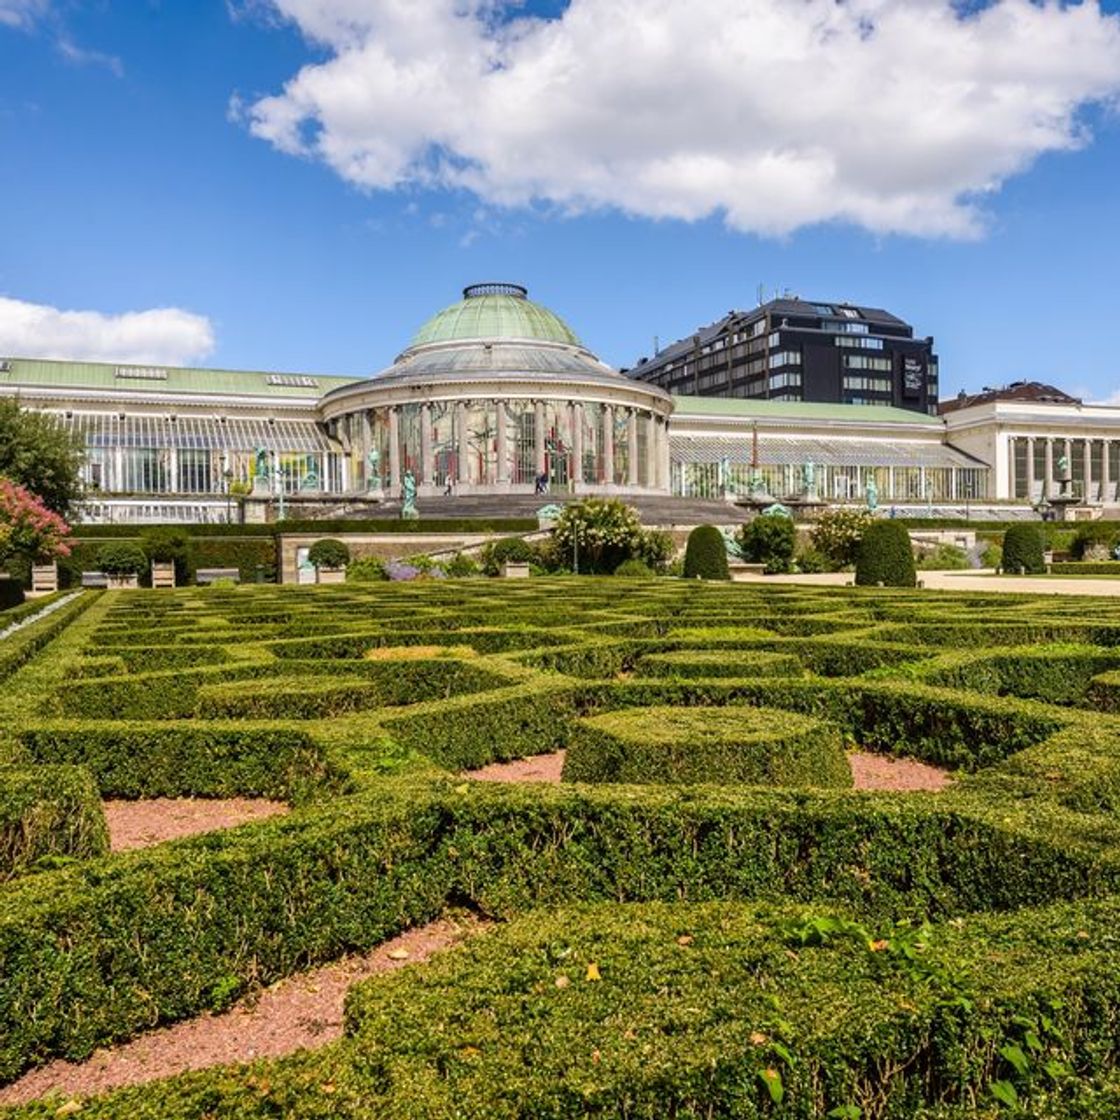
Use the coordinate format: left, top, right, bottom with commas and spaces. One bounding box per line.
316, 567, 346, 584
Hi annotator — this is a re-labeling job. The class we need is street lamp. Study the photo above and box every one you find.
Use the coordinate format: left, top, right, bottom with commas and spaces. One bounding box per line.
220, 453, 233, 524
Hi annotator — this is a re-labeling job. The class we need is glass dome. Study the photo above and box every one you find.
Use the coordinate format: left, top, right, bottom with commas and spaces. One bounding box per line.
409, 283, 582, 349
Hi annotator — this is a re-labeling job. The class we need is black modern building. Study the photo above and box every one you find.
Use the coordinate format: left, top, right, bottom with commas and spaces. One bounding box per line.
624, 297, 939, 415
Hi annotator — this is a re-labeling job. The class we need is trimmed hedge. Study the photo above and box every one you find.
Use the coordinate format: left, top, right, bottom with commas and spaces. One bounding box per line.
1050, 561, 1120, 576
0, 765, 108, 881
563, 705, 851, 787
0, 577, 24, 611
1002, 523, 1046, 575
634, 649, 803, 679
683, 525, 730, 580
854, 520, 916, 587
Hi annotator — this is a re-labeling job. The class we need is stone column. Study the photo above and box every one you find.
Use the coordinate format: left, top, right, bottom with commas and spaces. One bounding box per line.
645, 413, 657, 489
420, 403, 433, 485
534, 400, 546, 475
627, 409, 639, 486
602, 405, 615, 486
388, 407, 401, 491
457, 401, 471, 485
495, 400, 509, 484
1006, 436, 1016, 501
1085, 438, 1093, 501
1044, 438, 1054, 500
572, 402, 584, 485
360, 411, 372, 490
1103, 440, 1112, 504
1025, 437, 1035, 502
166, 448, 178, 494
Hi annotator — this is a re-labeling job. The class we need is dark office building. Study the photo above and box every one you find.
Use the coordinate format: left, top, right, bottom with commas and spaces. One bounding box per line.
625, 298, 939, 415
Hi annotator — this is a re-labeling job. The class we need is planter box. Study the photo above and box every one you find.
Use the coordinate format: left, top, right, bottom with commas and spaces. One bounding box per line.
316, 567, 346, 584
106, 573, 139, 590
31, 564, 58, 593
150, 561, 176, 589
501, 561, 531, 579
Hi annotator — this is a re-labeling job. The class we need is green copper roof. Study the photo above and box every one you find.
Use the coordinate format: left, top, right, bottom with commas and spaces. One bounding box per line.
0, 357, 360, 399
671, 395, 942, 426
410, 283, 582, 349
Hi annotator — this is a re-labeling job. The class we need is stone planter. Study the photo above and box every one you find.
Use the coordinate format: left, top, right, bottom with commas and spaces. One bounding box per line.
106, 573, 140, 590
501, 561, 531, 579
316, 567, 346, 585
150, 561, 176, 589
31, 563, 59, 593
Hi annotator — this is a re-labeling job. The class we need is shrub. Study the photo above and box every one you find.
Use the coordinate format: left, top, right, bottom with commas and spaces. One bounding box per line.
0, 577, 24, 611
1071, 523, 1117, 561
551, 499, 649, 575
140, 527, 193, 585
0, 476, 72, 566
980, 542, 1003, 569
613, 558, 654, 578
96, 542, 147, 576
347, 556, 388, 582
1002, 524, 1046, 575
480, 536, 535, 576
794, 546, 830, 573
854, 521, 916, 587
810, 507, 874, 569
915, 543, 970, 571
737, 513, 796, 573
635, 529, 675, 573
444, 552, 481, 578
307, 538, 351, 569
682, 525, 730, 580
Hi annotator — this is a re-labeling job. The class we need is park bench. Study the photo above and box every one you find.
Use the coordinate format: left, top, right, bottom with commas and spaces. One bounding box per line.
80, 571, 109, 589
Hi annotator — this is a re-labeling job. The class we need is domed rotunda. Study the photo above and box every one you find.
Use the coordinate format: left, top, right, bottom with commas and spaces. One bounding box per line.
319, 283, 673, 496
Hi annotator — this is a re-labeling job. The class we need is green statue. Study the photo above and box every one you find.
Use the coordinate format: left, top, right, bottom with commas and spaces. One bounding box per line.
254, 447, 270, 482
865, 475, 879, 512
401, 468, 419, 520
366, 448, 382, 492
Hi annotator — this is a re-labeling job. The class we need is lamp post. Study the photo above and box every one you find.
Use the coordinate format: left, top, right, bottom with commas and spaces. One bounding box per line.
220, 453, 233, 524
273, 450, 286, 522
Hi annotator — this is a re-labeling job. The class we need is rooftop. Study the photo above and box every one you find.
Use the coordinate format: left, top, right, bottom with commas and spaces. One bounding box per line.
671, 395, 942, 427
408, 283, 582, 350
0, 356, 359, 400
939, 381, 1081, 414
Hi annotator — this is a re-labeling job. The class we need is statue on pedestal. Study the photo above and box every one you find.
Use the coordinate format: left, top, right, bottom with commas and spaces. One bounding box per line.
865, 475, 879, 512
367, 448, 382, 492
802, 460, 817, 499
401, 468, 419, 520
252, 448, 271, 495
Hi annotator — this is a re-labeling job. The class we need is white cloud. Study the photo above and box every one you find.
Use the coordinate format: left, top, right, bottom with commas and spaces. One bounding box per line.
0, 297, 216, 366
0, 0, 48, 30
241, 0, 1120, 238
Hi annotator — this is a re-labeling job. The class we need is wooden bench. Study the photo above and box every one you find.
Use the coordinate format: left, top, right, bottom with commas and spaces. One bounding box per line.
31, 564, 59, 593
195, 567, 240, 586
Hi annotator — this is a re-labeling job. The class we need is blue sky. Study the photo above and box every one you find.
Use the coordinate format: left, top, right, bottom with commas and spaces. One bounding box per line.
1, 0, 1119, 400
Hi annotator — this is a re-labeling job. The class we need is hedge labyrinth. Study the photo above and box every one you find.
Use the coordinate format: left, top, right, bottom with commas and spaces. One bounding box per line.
4, 581, 1120, 1117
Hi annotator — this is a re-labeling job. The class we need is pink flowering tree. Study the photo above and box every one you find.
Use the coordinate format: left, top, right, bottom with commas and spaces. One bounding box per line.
0, 477, 72, 567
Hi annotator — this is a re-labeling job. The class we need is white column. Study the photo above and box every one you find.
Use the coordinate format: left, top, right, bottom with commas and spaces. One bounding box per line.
534, 400, 546, 475
601, 405, 614, 486
627, 409, 639, 486
388, 407, 401, 491
420, 402, 433, 485
1025, 437, 1035, 502
1103, 440, 1112, 504
495, 400, 509, 484
1007, 436, 1017, 501
1085, 438, 1093, 501
360, 411, 372, 490
457, 401, 471, 485
1044, 438, 1054, 500
166, 449, 178, 494
572, 402, 584, 486
645, 413, 657, 489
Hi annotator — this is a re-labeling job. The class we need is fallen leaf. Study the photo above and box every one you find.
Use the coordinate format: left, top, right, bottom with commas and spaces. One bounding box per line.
387, 949, 411, 961
676, 934, 694, 946
555, 974, 571, 989
592, 1049, 601, 1064
586, 962, 602, 982
750, 1032, 769, 1046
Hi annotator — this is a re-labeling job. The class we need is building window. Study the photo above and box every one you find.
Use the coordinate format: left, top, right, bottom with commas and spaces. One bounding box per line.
834, 335, 884, 351
844, 355, 893, 372
768, 350, 801, 370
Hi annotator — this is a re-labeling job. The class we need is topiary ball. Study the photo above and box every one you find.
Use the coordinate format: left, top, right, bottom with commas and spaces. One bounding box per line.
682, 525, 730, 580
1001, 524, 1046, 575
854, 521, 916, 587
308, 538, 351, 570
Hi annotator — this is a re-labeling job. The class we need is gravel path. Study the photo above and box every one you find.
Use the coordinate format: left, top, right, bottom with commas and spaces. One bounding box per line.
103, 797, 289, 851
0, 916, 479, 1106
464, 748, 952, 791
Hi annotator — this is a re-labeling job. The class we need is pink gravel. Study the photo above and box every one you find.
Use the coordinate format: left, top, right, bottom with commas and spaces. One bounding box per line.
103, 797, 289, 852
464, 748, 953, 791
0, 916, 479, 1106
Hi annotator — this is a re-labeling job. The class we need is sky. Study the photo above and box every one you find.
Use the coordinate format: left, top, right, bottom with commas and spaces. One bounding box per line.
1, 0, 1119, 401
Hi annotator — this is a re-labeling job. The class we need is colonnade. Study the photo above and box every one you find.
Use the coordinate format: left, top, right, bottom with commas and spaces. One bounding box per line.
1007, 435, 1120, 504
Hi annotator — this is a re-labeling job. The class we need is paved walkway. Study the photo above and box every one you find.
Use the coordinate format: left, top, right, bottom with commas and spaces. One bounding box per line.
732, 569, 1120, 596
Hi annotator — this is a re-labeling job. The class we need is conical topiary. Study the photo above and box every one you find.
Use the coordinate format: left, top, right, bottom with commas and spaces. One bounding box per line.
854, 521, 916, 587
1001, 524, 1046, 575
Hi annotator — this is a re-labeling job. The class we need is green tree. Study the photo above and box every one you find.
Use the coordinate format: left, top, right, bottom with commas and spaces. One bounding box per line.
1001, 524, 1046, 575
0, 399, 85, 516
683, 525, 730, 580
737, 513, 796, 574
854, 521, 916, 587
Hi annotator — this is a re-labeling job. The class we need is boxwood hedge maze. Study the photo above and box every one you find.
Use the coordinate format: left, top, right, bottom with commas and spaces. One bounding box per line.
5, 581, 1120, 1117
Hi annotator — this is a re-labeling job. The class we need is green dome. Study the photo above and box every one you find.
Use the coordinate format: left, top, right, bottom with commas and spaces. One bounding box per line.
409, 283, 582, 349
